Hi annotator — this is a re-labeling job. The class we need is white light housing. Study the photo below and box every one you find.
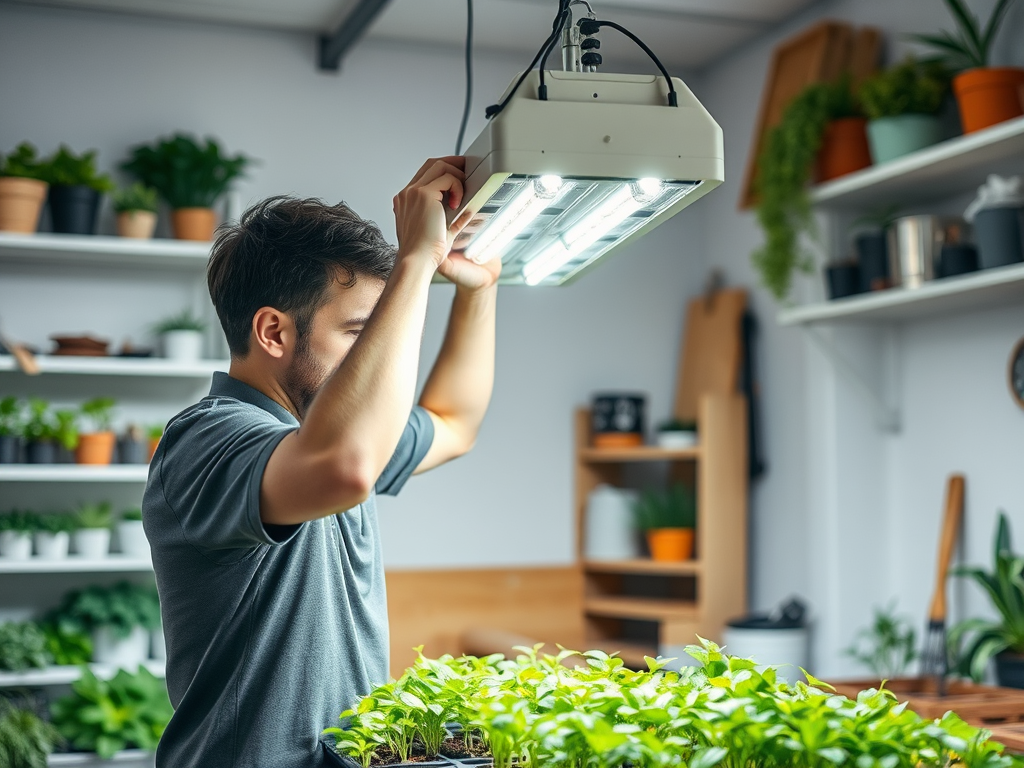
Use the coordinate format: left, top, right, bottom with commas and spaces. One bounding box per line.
450, 70, 724, 286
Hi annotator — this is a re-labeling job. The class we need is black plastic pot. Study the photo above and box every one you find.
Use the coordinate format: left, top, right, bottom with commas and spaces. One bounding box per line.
25, 440, 57, 464
118, 437, 148, 464
936, 243, 979, 278
48, 184, 102, 235
825, 263, 862, 300
321, 742, 491, 768
975, 207, 1024, 269
995, 652, 1024, 689
0, 435, 20, 463
854, 231, 889, 292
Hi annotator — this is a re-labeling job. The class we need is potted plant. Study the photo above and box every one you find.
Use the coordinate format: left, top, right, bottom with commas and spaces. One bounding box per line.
118, 423, 148, 464
913, 0, 1024, 134
753, 78, 869, 301
0, 512, 35, 560
154, 310, 206, 361
859, 58, 950, 163
117, 508, 149, 559
34, 512, 77, 560
0, 143, 49, 234
51, 582, 160, 667
632, 483, 697, 561
40, 621, 92, 666
825, 255, 862, 299
72, 502, 112, 559
0, 396, 22, 463
75, 397, 116, 465
122, 133, 250, 241
22, 399, 78, 464
845, 601, 918, 679
42, 145, 114, 235
0, 700, 61, 768
655, 418, 697, 449
147, 424, 164, 462
950, 511, 1024, 687
112, 182, 159, 239
0, 621, 50, 672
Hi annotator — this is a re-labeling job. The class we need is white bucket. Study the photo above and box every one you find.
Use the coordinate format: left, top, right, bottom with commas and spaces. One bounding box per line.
0, 531, 32, 560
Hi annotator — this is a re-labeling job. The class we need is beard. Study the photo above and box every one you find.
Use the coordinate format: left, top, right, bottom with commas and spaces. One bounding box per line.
282, 334, 334, 420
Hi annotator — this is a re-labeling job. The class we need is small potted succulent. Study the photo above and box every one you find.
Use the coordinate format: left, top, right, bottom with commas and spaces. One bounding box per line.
154, 309, 206, 361
112, 182, 159, 239
0, 396, 22, 463
51, 582, 161, 667
43, 145, 115, 235
0, 511, 35, 560
72, 502, 112, 559
0, 142, 49, 234
633, 483, 697, 562
75, 397, 117, 465
655, 417, 698, 449
117, 508, 149, 559
34, 512, 77, 560
122, 133, 251, 241
859, 57, 950, 163
22, 398, 78, 464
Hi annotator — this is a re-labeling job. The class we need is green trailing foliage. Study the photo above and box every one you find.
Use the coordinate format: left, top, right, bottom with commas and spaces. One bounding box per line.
633, 483, 697, 531
43, 145, 114, 193
112, 182, 159, 214
51, 666, 172, 759
122, 133, 250, 209
0, 143, 49, 181
912, 0, 1017, 71
844, 601, 918, 679
0, 621, 50, 672
153, 308, 207, 334
330, 639, 1020, 768
752, 77, 860, 301
0, 701, 61, 768
40, 621, 93, 666
859, 58, 951, 120
49, 580, 160, 640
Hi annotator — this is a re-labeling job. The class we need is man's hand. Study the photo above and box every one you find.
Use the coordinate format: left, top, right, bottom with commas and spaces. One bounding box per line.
393, 156, 471, 267
437, 252, 503, 292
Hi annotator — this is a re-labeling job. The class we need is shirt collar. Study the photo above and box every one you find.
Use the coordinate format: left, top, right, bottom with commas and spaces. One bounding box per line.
209, 372, 299, 427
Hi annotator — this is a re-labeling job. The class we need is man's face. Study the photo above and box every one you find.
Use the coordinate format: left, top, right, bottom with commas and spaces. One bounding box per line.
282, 275, 386, 419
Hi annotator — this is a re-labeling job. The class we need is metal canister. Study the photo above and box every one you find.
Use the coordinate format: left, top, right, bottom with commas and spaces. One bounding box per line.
888, 215, 969, 289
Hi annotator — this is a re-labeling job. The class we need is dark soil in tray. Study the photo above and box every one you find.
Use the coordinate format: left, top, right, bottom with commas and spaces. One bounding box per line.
440, 733, 492, 760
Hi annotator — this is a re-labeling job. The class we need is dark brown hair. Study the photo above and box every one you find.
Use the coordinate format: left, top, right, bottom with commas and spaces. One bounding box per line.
207, 196, 396, 356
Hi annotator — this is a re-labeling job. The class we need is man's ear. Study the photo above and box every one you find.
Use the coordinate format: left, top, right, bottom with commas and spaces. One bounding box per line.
251, 307, 297, 360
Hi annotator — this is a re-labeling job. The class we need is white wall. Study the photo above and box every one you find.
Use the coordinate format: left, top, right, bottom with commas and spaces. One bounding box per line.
0, 4, 709, 575
695, 0, 1024, 675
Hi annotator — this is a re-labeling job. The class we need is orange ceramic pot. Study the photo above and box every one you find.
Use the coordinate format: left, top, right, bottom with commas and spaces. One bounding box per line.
646, 528, 695, 562
0, 177, 47, 233
817, 117, 873, 182
75, 432, 116, 465
953, 67, 1024, 134
171, 207, 216, 241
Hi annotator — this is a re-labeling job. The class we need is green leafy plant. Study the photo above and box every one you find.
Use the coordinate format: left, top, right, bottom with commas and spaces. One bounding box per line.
0, 143, 49, 181
0, 396, 23, 437
657, 418, 697, 432
76, 502, 113, 530
43, 145, 114, 192
0, 621, 50, 671
146, 424, 165, 441
51, 666, 172, 758
122, 133, 250, 209
36, 512, 78, 534
21, 399, 78, 450
753, 77, 861, 301
950, 512, 1024, 681
121, 508, 144, 522
40, 621, 93, 666
633, 483, 696, 530
153, 309, 206, 334
111, 182, 159, 214
845, 601, 918, 678
0, 510, 37, 533
50, 580, 160, 640
79, 397, 116, 433
912, 0, 1017, 71
859, 58, 950, 120
0, 701, 61, 768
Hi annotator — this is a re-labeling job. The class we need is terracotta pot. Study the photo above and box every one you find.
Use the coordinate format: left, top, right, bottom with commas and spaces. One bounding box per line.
646, 528, 695, 562
117, 210, 157, 239
817, 117, 872, 183
148, 436, 161, 462
171, 207, 216, 241
0, 177, 47, 233
75, 432, 116, 465
953, 67, 1024, 134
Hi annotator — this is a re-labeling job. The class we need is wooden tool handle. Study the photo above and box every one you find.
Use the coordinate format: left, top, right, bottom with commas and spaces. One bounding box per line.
929, 474, 965, 622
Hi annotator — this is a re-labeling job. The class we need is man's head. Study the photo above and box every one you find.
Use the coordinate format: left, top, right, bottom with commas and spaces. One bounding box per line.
208, 196, 396, 418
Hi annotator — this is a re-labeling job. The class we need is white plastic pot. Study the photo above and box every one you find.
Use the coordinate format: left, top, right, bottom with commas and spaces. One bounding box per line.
151, 626, 166, 662
117, 520, 150, 559
34, 531, 70, 559
162, 330, 203, 361
585, 485, 640, 560
656, 430, 698, 449
74, 528, 111, 559
0, 531, 32, 560
92, 625, 150, 666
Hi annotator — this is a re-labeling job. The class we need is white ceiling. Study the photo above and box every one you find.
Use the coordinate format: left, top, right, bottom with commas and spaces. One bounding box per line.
6, 0, 822, 69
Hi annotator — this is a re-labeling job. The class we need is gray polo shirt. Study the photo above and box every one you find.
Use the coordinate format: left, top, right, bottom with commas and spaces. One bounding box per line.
143, 372, 433, 768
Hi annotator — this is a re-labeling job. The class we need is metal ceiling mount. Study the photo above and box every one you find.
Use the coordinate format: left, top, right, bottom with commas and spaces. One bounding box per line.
318, 0, 392, 71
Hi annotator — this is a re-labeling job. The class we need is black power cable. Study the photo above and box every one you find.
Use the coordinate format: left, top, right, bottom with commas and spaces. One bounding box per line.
455, 0, 474, 154
537, 0, 571, 100
582, 19, 678, 106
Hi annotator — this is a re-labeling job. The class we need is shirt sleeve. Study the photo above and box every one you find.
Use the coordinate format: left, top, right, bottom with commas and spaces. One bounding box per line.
158, 402, 299, 556
375, 406, 435, 497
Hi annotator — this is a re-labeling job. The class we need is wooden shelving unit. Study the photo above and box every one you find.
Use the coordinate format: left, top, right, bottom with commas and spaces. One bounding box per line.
575, 393, 748, 661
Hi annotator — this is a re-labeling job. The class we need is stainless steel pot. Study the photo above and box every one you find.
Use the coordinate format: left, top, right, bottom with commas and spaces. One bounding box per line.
888, 215, 969, 289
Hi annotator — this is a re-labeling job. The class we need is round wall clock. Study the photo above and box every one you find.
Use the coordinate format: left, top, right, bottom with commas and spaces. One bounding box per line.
1011, 336, 1024, 410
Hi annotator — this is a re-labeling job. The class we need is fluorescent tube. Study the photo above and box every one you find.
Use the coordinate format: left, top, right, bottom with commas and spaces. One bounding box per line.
464, 175, 565, 264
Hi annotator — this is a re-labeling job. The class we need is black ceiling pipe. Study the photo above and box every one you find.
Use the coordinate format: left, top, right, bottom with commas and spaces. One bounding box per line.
318, 0, 392, 71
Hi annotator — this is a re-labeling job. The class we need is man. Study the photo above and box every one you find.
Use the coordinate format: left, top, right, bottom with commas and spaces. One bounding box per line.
143, 156, 500, 768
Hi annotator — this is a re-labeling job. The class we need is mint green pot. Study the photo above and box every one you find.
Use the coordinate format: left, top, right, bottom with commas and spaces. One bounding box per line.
866, 114, 945, 164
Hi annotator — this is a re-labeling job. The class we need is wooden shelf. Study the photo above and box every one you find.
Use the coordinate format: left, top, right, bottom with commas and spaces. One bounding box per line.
810, 115, 1024, 210
584, 559, 702, 576
579, 445, 701, 462
0, 556, 152, 574
0, 465, 150, 483
584, 596, 698, 622
0, 355, 227, 378
0, 232, 210, 271
0, 661, 164, 688
777, 262, 1024, 326
596, 640, 659, 668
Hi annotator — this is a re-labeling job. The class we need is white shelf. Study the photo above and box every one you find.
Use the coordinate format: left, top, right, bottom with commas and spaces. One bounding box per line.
778, 262, 1024, 326
49, 750, 153, 766
0, 661, 164, 688
810, 116, 1024, 210
0, 354, 227, 377
0, 465, 150, 482
0, 232, 210, 271
0, 555, 152, 573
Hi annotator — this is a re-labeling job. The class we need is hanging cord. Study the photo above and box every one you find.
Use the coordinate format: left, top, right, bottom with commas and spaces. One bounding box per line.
538, 0, 573, 100
455, 0, 474, 154
582, 19, 678, 106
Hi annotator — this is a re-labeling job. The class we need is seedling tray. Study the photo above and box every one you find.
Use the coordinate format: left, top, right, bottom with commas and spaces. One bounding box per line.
830, 678, 1024, 727
321, 741, 493, 768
